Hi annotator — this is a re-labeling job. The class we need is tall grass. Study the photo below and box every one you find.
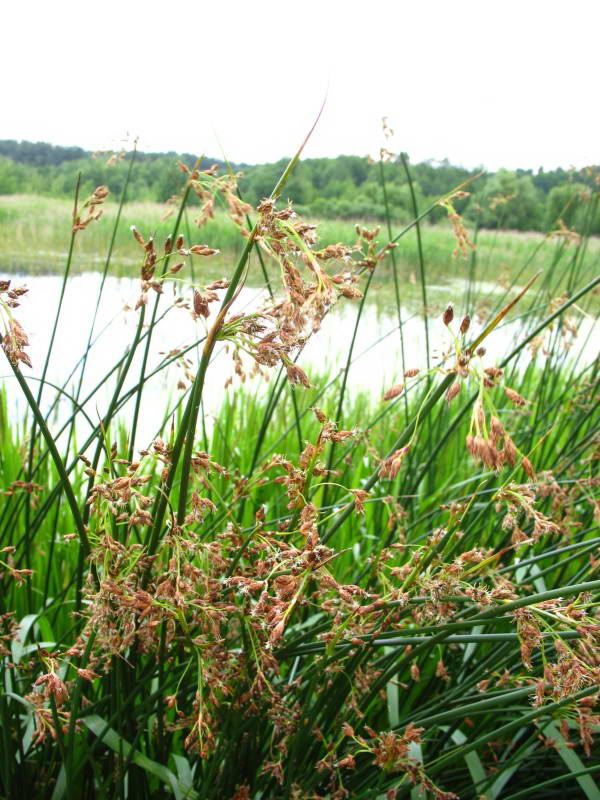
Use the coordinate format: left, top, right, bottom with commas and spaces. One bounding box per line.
0, 148, 598, 800
2, 194, 599, 300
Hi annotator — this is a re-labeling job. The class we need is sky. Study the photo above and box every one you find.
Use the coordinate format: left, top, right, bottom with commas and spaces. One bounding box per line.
2, 0, 598, 171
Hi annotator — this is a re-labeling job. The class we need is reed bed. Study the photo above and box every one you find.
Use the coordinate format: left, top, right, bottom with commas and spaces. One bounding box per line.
0, 145, 598, 800
1, 194, 598, 299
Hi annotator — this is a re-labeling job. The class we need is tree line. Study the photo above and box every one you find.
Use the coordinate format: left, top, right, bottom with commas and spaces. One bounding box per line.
0, 139, 598, 233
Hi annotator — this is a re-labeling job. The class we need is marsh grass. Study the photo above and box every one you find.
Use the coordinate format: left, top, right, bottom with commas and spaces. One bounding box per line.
0, 147, 598, 800
2, 194, 599, 302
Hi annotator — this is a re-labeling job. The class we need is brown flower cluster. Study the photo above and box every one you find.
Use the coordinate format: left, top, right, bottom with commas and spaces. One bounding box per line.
255, 197, 362, 336
72, 185, 109, 232
129, 227, 220, 311
339, 722, 458, 800
0, 280, 31, 369
466, 401, 520, 472
174, 160, 252, 230
496, 482, 561, 545
438, 191, 475, 257
25, 651, 74, 746
213, 201, 393, 390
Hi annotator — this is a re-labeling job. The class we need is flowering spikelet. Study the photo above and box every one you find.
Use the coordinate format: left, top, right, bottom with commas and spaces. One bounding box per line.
351, 488, 369, 514
285, 363, 311, 388
522, 456, 536, 479
383, 383, 404, 401
2, 317, 31, 368
344, 723, 458, 799
505, 386, 528, 407
380, 446, 410, 479
438, 191, 475, 257
72, 185, 109, 232
446, 380, 460, 404
0, 282, 31, 368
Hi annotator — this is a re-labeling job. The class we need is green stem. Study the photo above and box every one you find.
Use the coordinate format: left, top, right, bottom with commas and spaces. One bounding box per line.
1, 343, 91, 557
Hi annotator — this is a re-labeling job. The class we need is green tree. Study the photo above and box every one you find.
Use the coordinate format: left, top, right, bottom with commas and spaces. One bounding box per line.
477, 169, 543, 230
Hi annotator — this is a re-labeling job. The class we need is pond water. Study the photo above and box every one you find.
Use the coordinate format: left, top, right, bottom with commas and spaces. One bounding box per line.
1, 272, 597, 451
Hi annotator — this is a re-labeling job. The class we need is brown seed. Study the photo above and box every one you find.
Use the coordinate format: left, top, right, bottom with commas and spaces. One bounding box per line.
446, 380, 461, 404
130, 225, 145, 246
466, 434, 476, 456
351, 489, 369, 514
190, 244, 219, 256
460, 314, 471, 334
443, 304, 454, 326
505, 387, 527, 407
522, 456, 535, 479
193, 290, 210, 318
485, 366, 503, 378
312, 407, 327, 423
490, 415, 504, 444
380, 445, 410, 479
286, 363, 310, 388
383, 383, 404, 401
501, 436, 517, 467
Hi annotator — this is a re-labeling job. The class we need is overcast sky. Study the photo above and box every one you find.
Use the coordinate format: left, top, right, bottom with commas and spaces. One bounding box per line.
3, 0, 598, 170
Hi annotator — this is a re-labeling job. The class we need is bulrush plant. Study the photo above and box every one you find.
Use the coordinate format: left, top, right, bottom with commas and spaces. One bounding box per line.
0, 135, 598, 800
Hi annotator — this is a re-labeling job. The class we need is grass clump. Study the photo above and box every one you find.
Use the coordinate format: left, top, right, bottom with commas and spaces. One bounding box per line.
0, 146, 598, 800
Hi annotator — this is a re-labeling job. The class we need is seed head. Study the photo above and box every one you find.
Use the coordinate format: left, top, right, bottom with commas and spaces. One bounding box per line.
505, 387, 527, 407
285, 363, 311, 388
312, 407, 327, 423
383, 383, 404, 401
501, 436, 517, 466
2, 318, 31, 368
490, 415, 504, 444
380, 445, 410, 479
193, 290, 209, 318
189, 244, 219, 257
522, 456, 535, 479
130, 225, 145, 247
446, 380, 461, 404
443, 304, 454, 326
351, 489, 369, 514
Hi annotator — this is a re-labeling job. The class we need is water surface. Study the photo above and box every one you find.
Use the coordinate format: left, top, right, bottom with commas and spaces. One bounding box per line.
1, 272, 597, 450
